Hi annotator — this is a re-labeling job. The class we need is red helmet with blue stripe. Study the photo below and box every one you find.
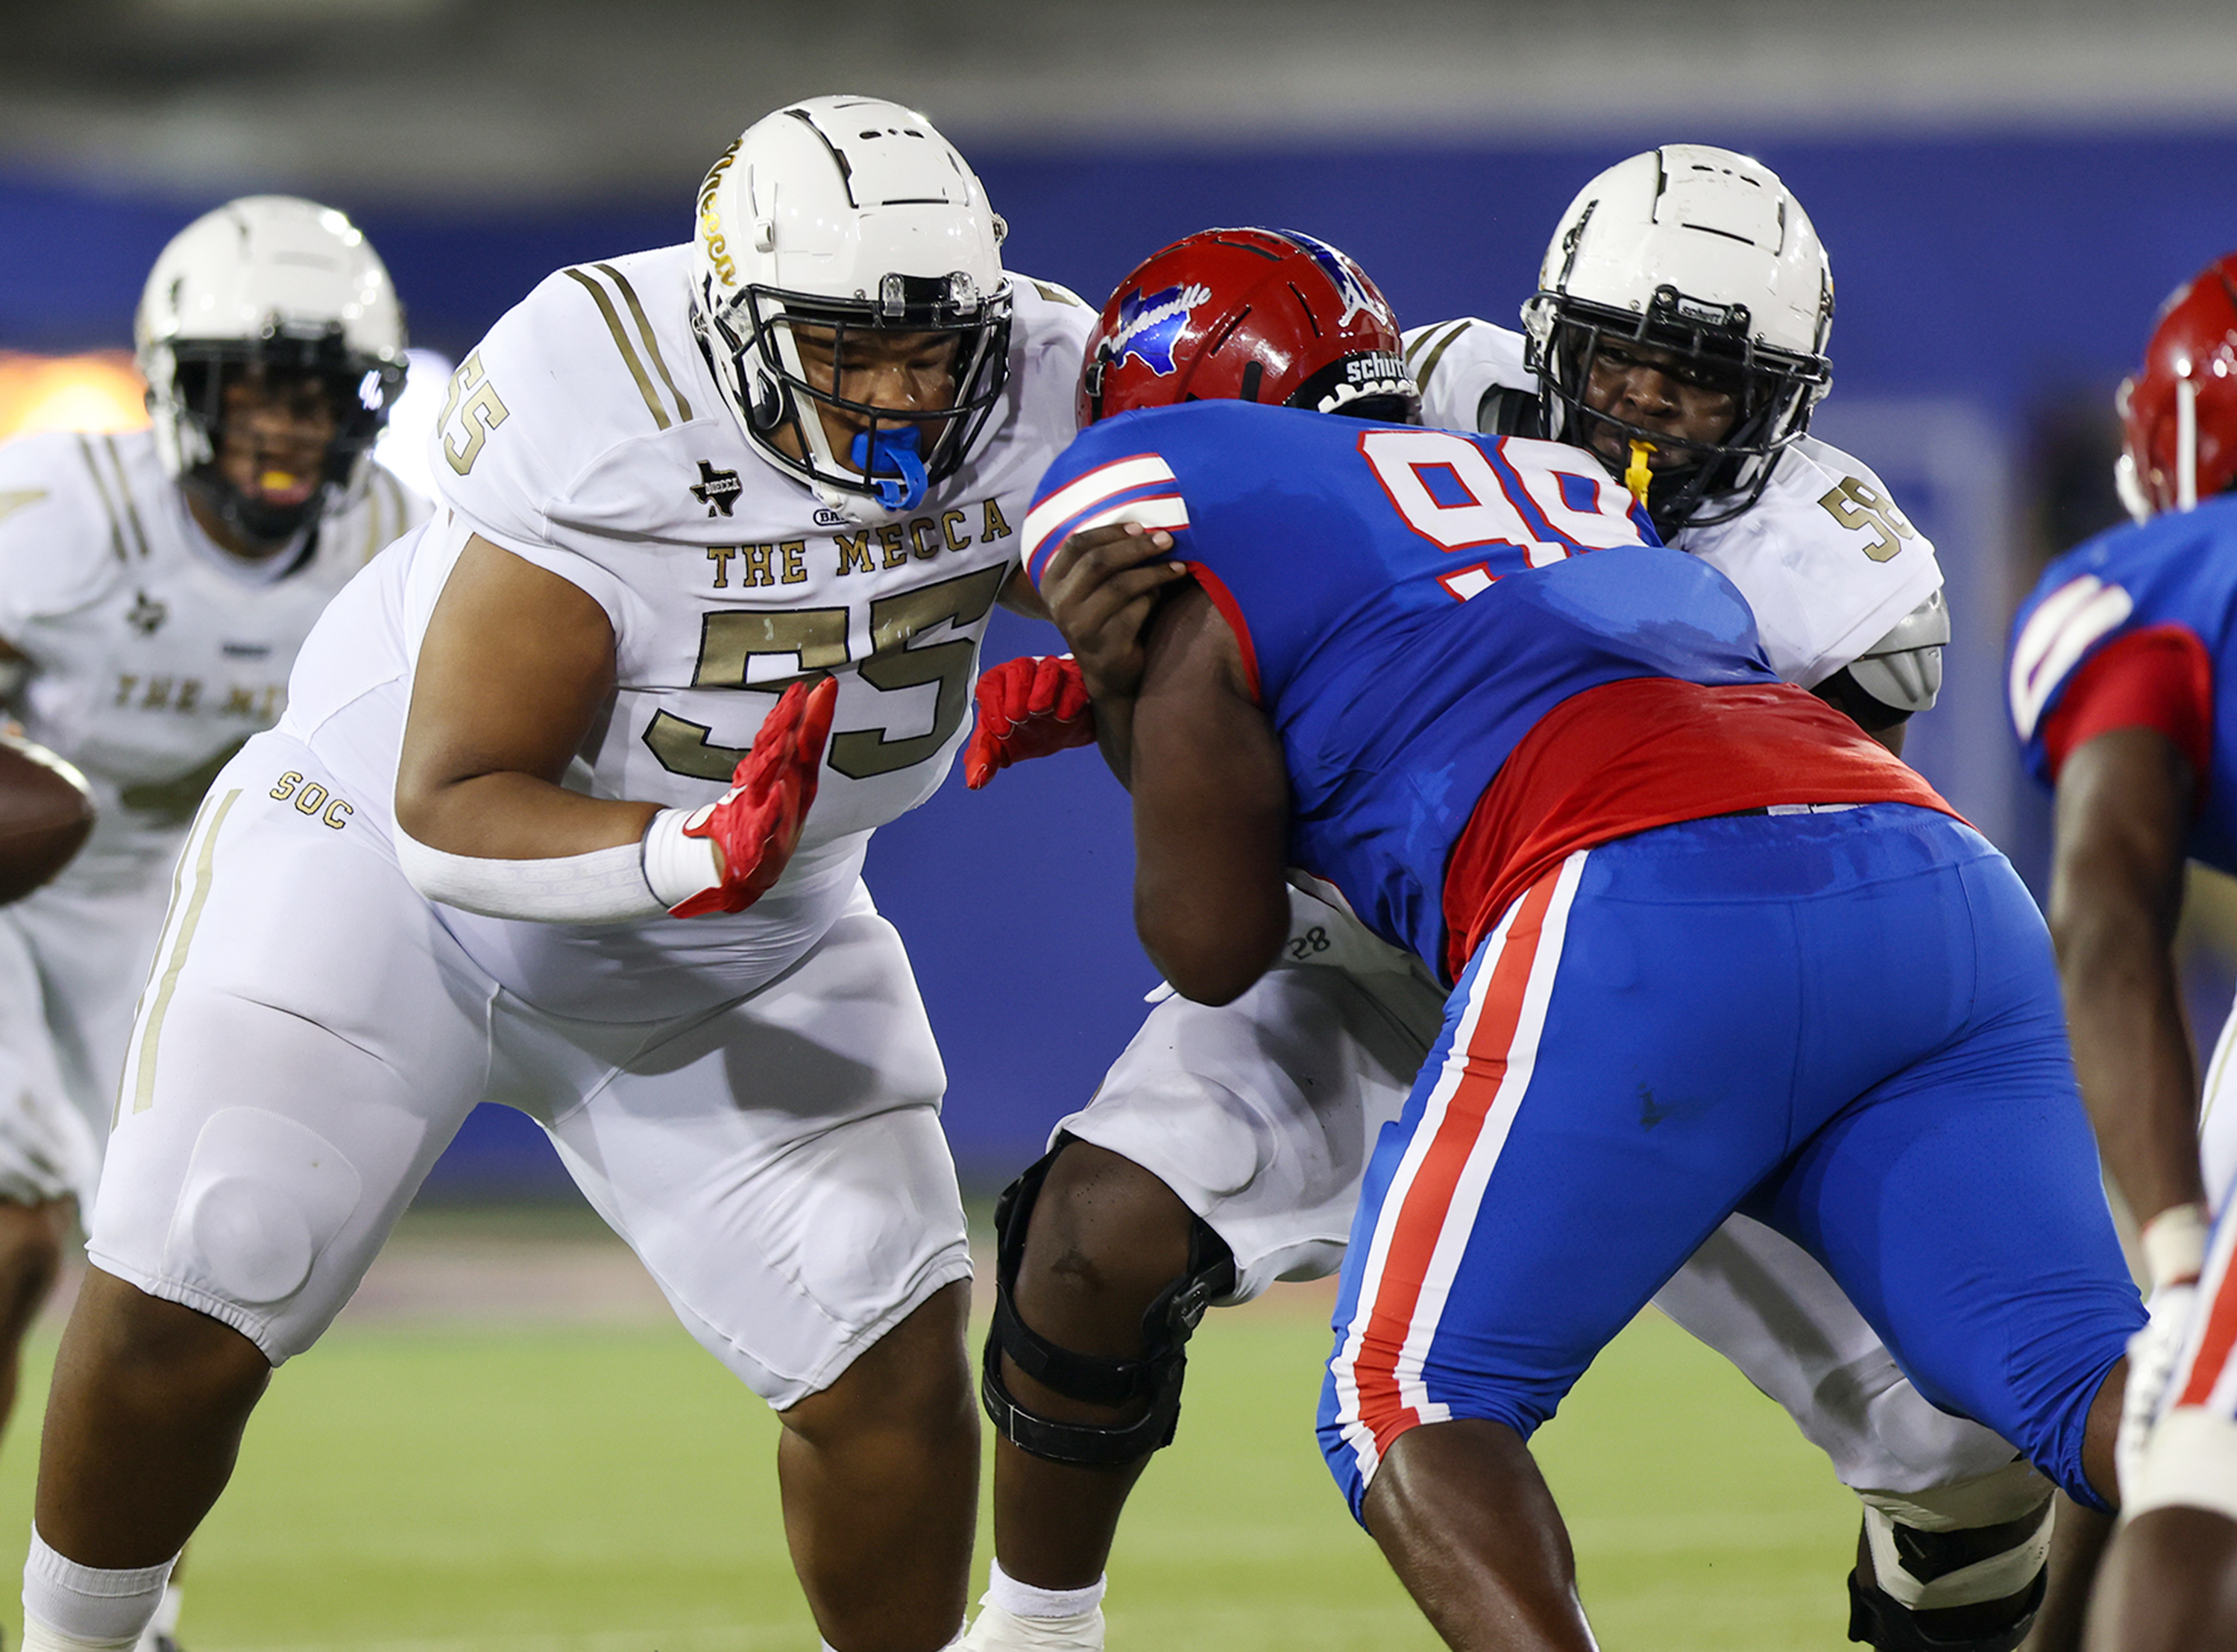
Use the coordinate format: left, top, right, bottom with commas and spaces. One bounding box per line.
1078, 227, 1417, 427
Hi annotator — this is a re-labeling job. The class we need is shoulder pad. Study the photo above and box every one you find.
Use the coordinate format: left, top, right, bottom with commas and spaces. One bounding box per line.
1406, 318, 1534, 436
1018, 275, 1089, 309
0, 431, 133, 625
1860, 588, 1951, 655
1844, 591, 1949, 714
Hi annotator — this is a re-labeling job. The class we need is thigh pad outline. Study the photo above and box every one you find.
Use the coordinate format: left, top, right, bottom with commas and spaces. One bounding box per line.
161, 1107, 363, 1307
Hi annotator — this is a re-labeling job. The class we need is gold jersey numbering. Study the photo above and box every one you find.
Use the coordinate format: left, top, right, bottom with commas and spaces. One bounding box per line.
643, 563, 1009, 783
1817, 476, 1917, 563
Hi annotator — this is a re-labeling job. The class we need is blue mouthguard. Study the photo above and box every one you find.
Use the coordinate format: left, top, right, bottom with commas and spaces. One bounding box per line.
849, 425, 929, 513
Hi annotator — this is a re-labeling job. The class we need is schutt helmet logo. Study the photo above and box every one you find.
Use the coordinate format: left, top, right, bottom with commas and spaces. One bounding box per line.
1110, 282, 1212, 376
690, 460, 743, 517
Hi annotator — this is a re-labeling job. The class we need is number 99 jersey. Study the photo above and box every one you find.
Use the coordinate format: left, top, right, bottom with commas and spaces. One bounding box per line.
1025, 401, 1787, 968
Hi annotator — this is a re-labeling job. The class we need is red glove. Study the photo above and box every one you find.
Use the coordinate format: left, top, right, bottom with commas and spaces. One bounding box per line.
670, 675, 838, 918
963, 655, 1097, 789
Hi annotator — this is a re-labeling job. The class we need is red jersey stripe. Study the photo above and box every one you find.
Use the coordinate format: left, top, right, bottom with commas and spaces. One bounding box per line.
1441, 677, 1958, 981
2178, 1240, 2237, 1410
2037, 622, 2214, 794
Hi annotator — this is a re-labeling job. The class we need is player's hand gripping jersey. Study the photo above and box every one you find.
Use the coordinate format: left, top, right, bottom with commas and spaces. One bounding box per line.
1404, 317, 1943, 698
1027, 402, 1947, 976
277, 247, 1089, 1015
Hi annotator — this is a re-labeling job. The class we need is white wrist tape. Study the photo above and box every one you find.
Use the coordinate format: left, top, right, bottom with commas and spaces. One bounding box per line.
641, 806, 724, 909
2142, 1200, 2211, 1289
393, 824, 669, 924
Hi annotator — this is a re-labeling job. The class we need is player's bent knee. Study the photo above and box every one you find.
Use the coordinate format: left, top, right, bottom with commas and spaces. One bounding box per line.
0, 1202, 69, 1324
981, 1139, 1235, 1466
1846, 1460, 2055, 1652
1025, 1138, 1198, 1311
780, 1281, 974, 1446
156, 1108, 362, 1315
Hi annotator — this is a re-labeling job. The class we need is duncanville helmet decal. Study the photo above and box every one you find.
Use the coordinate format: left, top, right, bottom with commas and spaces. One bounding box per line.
1110, 282, 1212, 376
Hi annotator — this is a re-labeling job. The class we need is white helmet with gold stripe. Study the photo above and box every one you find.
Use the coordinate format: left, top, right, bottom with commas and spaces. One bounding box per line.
689, 95, 1013, 520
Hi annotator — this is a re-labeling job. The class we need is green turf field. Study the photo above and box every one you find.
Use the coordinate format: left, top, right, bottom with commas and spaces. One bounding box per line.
0, 1214, 1862, 1651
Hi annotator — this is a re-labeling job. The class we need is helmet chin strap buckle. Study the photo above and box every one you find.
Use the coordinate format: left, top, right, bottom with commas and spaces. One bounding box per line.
850, 425, 928, 513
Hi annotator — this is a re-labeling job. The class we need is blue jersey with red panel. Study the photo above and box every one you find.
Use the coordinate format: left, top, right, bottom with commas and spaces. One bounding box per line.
2009, 495, 2237, 872
1023, 400, 1781, 965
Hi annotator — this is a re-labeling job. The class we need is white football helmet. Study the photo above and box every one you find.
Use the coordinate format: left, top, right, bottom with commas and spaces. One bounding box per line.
1521, 145, 1834, 531
135, 195, 408, 546
689, 95, 1012, 520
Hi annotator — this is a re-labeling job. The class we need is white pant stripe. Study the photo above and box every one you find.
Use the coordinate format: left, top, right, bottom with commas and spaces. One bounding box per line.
1328, 850, 1588, 1487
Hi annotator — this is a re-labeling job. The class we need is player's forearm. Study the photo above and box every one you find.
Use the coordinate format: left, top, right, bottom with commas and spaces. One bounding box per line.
2056, 916, 2207, 1224
2048, 729, 2203, 1226
396, 770, 658, 862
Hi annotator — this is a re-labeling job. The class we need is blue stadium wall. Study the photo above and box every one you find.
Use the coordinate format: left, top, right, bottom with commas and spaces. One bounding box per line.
6, 127, 2236, 1191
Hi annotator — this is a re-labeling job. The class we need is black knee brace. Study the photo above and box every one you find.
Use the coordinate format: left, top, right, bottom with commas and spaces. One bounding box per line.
980, 1138, 1237, 1467
1846, 1501, 2053, 1652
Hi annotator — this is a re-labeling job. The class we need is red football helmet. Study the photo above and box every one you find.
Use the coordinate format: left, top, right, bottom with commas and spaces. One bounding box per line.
1078, 227, 1418, 426
2118, 251, 2237, 520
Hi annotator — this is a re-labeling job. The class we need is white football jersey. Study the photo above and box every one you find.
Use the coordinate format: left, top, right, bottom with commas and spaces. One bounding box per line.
277, 245, 1093, 1018
0, 427, 425, 889
1403, 318, 1942, 690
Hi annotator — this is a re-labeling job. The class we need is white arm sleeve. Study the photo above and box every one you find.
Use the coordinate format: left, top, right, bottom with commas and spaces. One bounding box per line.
391, 824, 669, 924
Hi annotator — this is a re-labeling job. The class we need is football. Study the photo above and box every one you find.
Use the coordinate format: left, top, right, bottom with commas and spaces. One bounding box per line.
0, 731, 95, 904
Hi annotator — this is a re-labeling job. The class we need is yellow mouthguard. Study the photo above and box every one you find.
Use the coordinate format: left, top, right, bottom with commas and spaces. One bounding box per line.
259, 470, 301, 491
1624, 441, 1655, 506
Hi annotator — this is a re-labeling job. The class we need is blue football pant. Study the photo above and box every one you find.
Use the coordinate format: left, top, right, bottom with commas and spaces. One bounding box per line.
1320, 804, 2142, 1520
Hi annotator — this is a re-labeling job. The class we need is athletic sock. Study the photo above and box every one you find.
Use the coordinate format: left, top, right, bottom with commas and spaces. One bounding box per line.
22, 1529, 177, 1652
134, 1581, 183, 1651
819, 1635, 964, 1652
982, 1560, 1105, 1621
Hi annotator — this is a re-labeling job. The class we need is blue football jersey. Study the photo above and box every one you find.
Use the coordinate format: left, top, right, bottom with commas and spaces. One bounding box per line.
1024, 401, 1782, 964
2010, 496, 2237, 872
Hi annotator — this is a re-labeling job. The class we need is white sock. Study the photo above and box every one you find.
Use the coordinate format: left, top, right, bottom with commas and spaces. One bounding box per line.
982, 1559, 1106, 1620
22, 1528, 178, 1652
142, 1581, 183, 1642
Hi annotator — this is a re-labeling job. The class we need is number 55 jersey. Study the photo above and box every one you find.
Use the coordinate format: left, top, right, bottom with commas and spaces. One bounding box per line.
277, 246, 1093, 1019
1026, 401, 1948, 977
89, 247, 1092, 1397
